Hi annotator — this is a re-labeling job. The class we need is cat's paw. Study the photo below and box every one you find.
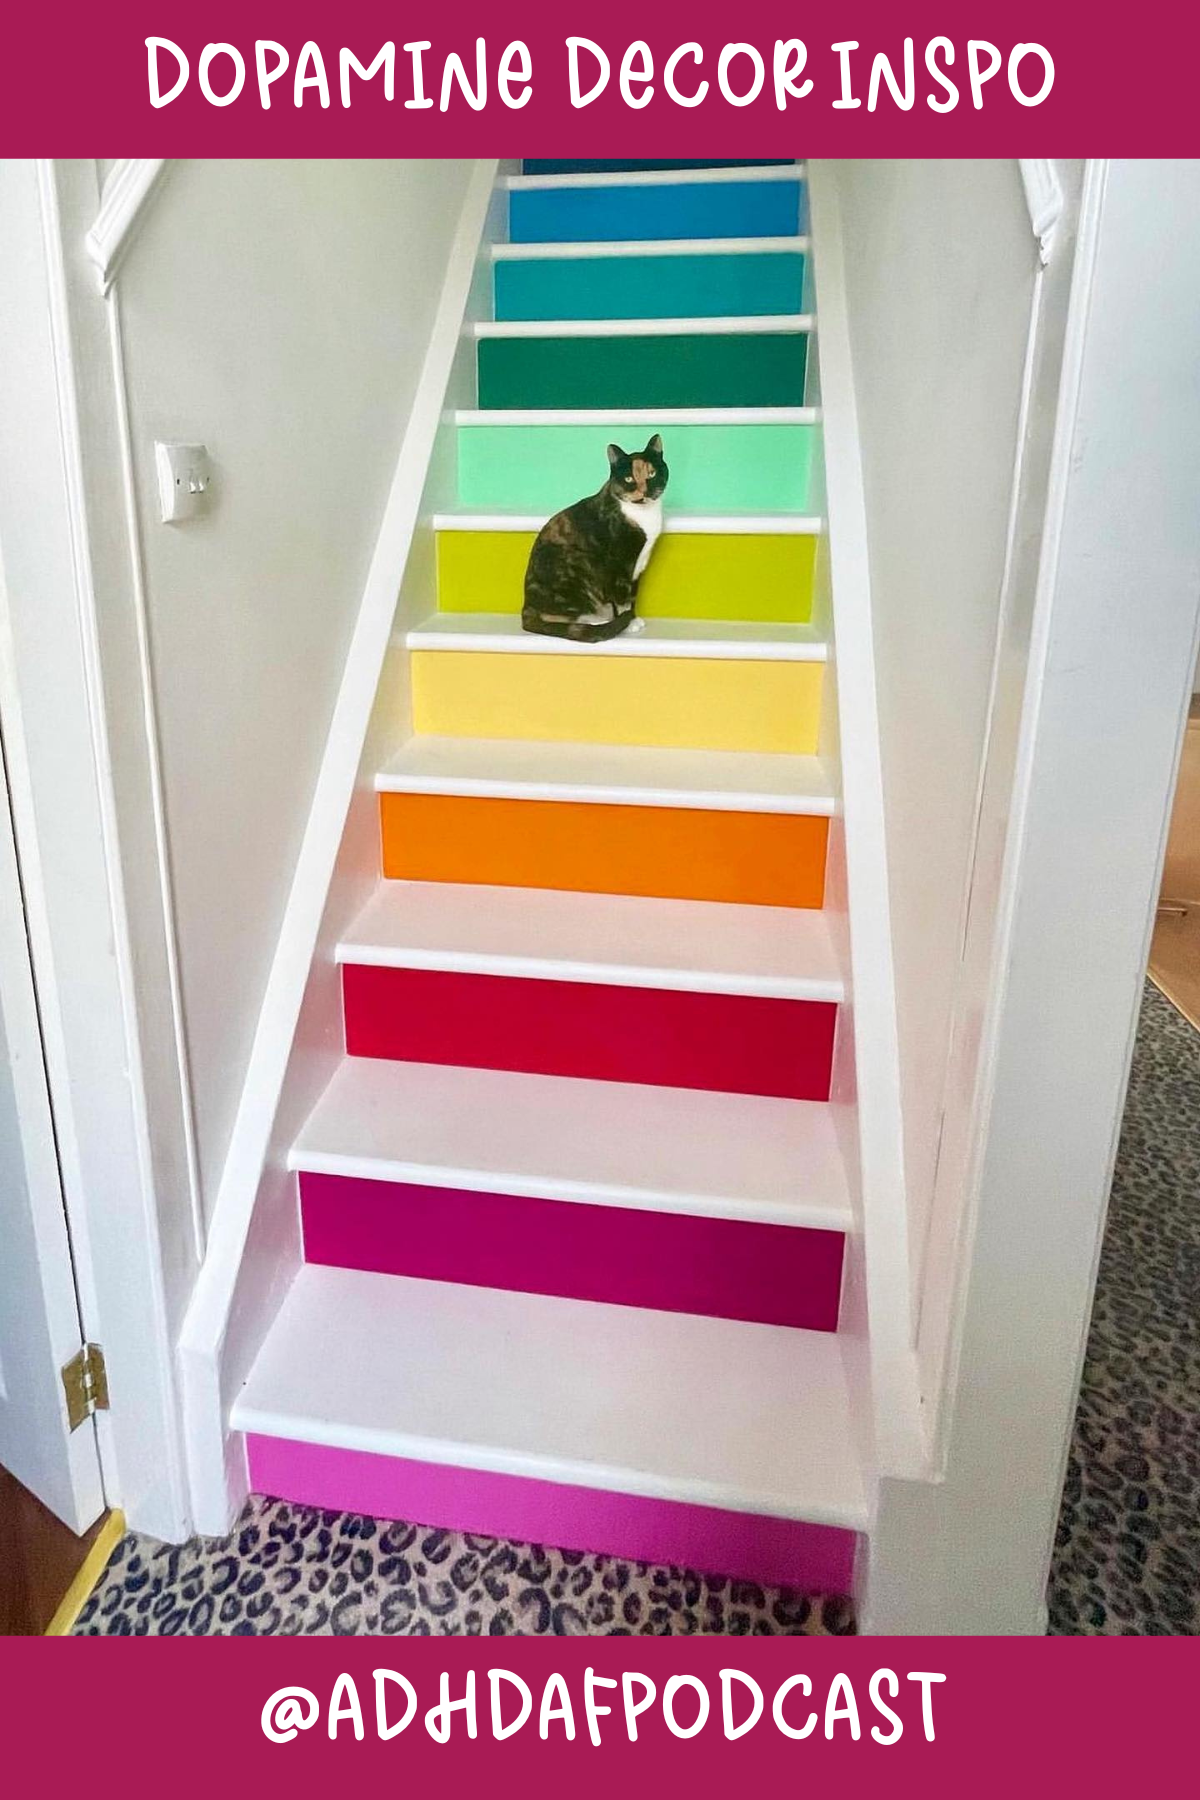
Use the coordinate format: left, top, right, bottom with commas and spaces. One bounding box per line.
624, 617, 647, 636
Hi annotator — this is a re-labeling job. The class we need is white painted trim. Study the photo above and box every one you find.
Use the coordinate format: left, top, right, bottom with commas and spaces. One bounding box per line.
84, 160, 168, 294
493, 235, 809, 261
405, 615, 827, 662
0, 161, 192, 1539
177, 161, 500, 1534
1019, 160, 1065, 266
375, 737, 836, 816
454, 406, 819, 427
506, 165, 805, 191
434, 511, 823, 536
806, 163, 925, 1475
867, 159, 1200, 1633
475, 313, 812, 339
105, 290, 207, 1265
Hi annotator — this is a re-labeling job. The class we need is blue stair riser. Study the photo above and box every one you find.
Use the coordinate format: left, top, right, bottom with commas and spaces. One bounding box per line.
495, 251, 805, 322
510, 178, 806, 245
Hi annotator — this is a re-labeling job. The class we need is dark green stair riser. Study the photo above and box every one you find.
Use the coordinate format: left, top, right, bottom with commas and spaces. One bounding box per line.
477, 334, 809, 410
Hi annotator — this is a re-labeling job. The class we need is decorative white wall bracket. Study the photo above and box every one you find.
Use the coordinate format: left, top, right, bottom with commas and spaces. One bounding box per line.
1019, 160, 1064, 266
85, 159, 168, 293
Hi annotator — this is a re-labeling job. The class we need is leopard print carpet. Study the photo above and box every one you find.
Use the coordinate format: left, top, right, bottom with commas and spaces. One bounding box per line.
1048, 981, 1200, 1634
73, 981, 1197, 1637
72, 1504, 855, 1636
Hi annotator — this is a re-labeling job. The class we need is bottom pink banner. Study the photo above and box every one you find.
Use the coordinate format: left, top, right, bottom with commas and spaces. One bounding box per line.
0, 1636, 1187, 1794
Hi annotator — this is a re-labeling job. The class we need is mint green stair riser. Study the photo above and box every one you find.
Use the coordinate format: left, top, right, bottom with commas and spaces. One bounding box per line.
477, 334, 809, 411
457, 424, 816, 515
494, 253, 806, 322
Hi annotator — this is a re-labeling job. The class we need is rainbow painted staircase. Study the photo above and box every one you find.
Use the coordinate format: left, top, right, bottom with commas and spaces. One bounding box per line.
232, 159, 867, 1595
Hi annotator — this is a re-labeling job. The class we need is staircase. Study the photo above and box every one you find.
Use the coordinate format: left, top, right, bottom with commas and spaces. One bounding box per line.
232, 158, 868, 1597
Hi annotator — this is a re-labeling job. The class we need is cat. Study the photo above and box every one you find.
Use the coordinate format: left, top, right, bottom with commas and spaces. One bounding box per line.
521, 436, 669, 643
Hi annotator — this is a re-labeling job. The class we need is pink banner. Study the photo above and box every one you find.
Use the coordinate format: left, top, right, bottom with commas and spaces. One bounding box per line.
1, 2, 1194, 154
1, 1637, 1193, 1791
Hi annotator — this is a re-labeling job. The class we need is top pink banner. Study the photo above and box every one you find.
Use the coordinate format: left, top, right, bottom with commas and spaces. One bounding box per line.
2, 0, 1189, 153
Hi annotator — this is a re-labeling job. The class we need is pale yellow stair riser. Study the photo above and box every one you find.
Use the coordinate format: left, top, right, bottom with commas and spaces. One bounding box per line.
410, 651, 823, 754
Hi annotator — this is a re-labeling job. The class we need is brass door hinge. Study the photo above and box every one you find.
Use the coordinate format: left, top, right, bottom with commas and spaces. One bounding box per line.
61, 1343, 109, 1431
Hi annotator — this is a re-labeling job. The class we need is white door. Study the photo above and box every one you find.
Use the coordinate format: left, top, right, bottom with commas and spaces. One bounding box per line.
0, 734, 106, 1532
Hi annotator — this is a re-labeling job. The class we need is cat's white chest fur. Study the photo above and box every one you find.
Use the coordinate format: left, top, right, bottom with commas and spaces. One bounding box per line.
620, 496, 663, 580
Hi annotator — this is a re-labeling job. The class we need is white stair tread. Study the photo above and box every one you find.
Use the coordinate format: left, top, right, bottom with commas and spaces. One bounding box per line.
492, 235, 809, 261
337, 880, 844, 1001
406, 613, 826, 663
475, 314, 812, 339
434, 511, 822, 536
376, 735, 836, 815
454, 407, 819, 427
290, 1055, 852, 1230
505, 165, 805, 192
232, 1264, 866, 1528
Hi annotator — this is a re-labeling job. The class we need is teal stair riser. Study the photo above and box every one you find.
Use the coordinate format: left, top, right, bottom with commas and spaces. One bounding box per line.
495, 253, 805, 322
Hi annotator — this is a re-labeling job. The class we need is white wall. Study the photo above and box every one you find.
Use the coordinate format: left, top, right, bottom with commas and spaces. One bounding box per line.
833, 162, 1039, 1317
112, 159, 472, 1222
867, 160, 1200, 1630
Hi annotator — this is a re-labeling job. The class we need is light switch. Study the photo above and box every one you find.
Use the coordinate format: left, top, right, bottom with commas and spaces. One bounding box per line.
155, 441, 212, 523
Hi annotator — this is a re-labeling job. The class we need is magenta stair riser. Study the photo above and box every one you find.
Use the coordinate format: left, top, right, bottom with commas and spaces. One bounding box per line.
245, 1435, 858, 1595
299, 1172, 844, 1332
341, 965, 837, 1101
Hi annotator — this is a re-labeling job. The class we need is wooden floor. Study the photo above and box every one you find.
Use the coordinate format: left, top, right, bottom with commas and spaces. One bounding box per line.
0, 1461, 109, 1635
1149, 701, 1200, 1028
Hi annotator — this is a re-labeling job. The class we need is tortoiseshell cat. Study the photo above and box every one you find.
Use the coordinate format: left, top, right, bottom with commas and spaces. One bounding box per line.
522, 436, 669, 643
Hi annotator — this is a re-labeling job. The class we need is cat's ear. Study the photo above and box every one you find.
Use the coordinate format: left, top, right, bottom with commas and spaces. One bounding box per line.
645, 434, 663, 457
606, 444, 623, 469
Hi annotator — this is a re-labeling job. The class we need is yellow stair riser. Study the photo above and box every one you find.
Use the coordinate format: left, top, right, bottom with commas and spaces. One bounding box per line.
410, 652, 824, 754
437, 532, 817, 624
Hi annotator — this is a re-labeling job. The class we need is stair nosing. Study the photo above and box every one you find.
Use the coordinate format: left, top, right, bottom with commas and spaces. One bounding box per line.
504, 165, 806, 192
492, 234, 810, 261
452, 406, 820, 426
474, 313, 813, 339
374, 738, 837, 816
403, 615, 827, 663
431, 511, 823, 535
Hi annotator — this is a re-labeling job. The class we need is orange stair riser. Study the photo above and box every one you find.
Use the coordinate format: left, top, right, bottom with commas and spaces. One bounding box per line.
380, 792, 828, 909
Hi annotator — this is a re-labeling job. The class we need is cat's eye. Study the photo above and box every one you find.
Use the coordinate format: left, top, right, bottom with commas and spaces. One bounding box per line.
624, 477, 635, 486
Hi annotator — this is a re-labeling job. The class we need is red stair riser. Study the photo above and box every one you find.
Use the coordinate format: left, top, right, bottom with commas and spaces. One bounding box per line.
246, 1434, 858, 1597
300, 1172, 844, 1332
341, 965, 836, 1102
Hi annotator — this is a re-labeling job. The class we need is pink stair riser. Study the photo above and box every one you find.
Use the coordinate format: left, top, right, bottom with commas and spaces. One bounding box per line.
245, 1434, 859, 1596
341, 964, 837, 1101
299, 1172, 844, 1332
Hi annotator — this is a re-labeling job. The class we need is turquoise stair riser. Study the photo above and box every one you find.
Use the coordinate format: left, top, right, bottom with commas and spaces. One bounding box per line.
478, 334, 809, 410
457, 423, 816, 514
510, 180, 806, 244
523, 159, 795, 175
495, 253, 806, 322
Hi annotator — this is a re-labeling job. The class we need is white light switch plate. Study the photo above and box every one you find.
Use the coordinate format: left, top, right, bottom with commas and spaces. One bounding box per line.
155, 441, 211, 522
